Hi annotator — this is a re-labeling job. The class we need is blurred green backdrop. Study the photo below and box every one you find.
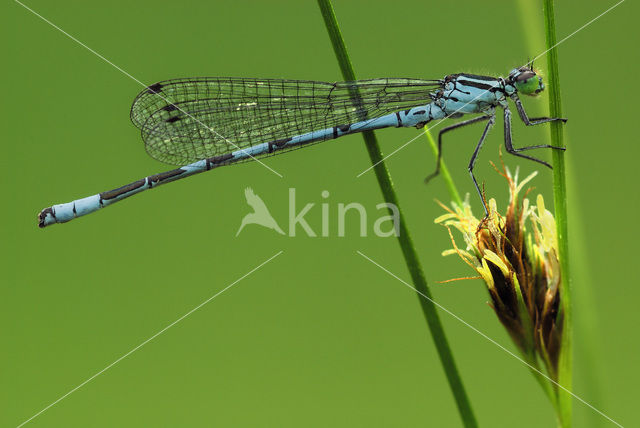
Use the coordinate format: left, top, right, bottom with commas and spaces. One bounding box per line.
2, 0, 637, 426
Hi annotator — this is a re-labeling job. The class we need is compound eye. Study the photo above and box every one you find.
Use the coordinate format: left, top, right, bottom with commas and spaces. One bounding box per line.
516, 71, 536, 82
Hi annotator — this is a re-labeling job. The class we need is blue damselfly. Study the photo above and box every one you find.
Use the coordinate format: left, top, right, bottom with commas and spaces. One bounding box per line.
38, 65, 566, 228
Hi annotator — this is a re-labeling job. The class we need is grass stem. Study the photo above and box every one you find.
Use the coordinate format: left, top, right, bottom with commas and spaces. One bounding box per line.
542, 0, 573, 425
316, 1, 477, 426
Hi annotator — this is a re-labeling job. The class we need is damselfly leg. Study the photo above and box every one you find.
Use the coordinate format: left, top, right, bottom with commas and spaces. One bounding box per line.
504, 103, 566, 169
503, 108, 551, 168
512, 95, 568, 127
468, 113, 496, 216
424, 115, 491, 185
423, 92, 567, 217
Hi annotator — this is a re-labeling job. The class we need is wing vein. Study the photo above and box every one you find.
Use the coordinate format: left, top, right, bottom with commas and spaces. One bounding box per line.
130, 77, 442, 165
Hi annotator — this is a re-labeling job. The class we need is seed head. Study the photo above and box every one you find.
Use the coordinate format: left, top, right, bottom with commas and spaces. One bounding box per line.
435, 165, 562, 378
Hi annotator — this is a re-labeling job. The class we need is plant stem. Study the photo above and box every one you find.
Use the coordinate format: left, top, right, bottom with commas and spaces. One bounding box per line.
542, 0, 573, 425
526, 353, 560, 413
316, 1, 477, 426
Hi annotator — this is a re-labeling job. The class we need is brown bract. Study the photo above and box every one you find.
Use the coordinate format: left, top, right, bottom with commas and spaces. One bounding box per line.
435, 165, 562, 379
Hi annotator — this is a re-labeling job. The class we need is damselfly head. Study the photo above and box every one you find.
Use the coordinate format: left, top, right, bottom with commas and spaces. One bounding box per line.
509, 66, 544, 96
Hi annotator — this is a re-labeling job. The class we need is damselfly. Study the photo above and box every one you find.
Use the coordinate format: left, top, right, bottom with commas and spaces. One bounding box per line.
38, 65, 566, 228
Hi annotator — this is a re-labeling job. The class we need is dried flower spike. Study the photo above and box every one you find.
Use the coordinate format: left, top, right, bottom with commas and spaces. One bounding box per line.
435, 165, 562, 381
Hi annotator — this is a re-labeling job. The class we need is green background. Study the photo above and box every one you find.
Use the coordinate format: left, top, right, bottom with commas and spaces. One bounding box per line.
2, 0, 637, 426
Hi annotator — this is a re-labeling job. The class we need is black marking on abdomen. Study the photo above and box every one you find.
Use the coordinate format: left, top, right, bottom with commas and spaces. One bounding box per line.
146, 83, 163, 94
268, 138, 292, 153
148, 168, 187, 184
38, 207, 55, 228
332, 126, 338, 139
206, 153, 234, 170
100, 179, 146, 200
337, 124, 351, 133
166, 116, 181, 123
412, 110, 426, 116
72, 204, 77, 215
395, 112, 403, 127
